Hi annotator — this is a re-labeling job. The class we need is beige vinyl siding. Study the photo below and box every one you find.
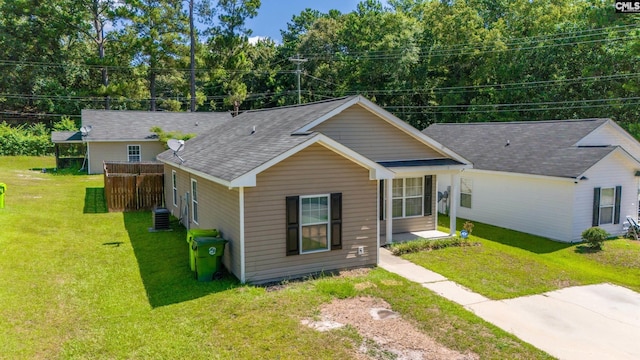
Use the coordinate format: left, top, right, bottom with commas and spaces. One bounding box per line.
164, 165, 242, 278
311, 105, 443, 161
380, 176, 436, 235
244, 143, 377, 283
88, 141, 164, 174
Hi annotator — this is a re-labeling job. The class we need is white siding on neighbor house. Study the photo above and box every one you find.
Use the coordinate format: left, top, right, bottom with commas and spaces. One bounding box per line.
243, 143, 378, 284
572, 151, 639, 241
88, 141, 165, 174
438, 171, 575, 242
164, 165, 242, 278
311, 105, 444, 161
577, 123, 640, 160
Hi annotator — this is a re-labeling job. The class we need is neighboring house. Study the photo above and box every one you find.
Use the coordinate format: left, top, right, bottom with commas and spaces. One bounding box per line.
424, 119, 640, 243
157, 96, 471, 283
52, 110, 230, 174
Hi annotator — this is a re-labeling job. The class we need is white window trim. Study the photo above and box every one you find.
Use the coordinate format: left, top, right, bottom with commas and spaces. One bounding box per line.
127, 144, 141, 162
171, 170, 177, 207
460, 178, 472, 209
391, 178, 423, 219
299, 194, 331, 254
191, 178, 199, 224
599, 187, 615, 225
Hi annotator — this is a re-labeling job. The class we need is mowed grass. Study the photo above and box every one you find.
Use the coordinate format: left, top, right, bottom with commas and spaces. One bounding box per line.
0, 157, 552, 359
401, 216, 640, 299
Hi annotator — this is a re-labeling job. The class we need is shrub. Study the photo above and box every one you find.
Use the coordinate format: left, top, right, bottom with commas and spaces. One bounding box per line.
389, 237, 479, 255
0, 122, 53, 156
581, 227, 609, 250
463, 221, 474, 234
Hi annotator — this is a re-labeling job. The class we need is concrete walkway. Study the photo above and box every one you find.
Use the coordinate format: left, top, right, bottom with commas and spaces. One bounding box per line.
378, 247, 640, 360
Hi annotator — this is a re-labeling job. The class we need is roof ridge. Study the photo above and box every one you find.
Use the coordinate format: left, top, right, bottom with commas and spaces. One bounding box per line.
431, 118, 610, 126
241, 96, 355, 114
82, 109, 229, 115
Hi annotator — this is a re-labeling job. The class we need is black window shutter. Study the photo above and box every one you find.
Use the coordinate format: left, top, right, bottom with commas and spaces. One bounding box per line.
424, 175, 433, 216
614, 186, 622, 224
285, 196, 300, 256
592, 187, 601, 227
379, 180, 385, 221
330, 192, 342, 250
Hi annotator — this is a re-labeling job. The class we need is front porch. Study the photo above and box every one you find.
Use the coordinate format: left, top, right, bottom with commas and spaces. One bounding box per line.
381, 229, 451, 245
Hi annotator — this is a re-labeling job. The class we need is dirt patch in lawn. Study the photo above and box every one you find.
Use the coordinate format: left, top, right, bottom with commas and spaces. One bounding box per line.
303, 296, 478, 360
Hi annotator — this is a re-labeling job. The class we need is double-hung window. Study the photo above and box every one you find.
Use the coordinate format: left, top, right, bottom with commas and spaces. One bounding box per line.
392, 177, 423, 218
460, 178, 472, 208
127, 145, 141, 162
592, 186, 621, 226
191, 179, 198, 224
300, 195, 330, 253
598, 187, 615, 225
286, 193, 342, 256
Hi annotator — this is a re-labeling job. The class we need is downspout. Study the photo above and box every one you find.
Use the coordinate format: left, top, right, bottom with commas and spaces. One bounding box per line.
449, 172, 461, 236
239, 186, 246, 283
376, 180, 380, 262
386, 178, 393, 244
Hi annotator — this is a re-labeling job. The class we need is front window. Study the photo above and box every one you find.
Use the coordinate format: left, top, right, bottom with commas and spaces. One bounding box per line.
300, 195, 330, 253
191, 179, 198, 224
460, 178, 472, 208
599, 187, 615, 225
127, 145, 141, 162
392, 177, 423, 218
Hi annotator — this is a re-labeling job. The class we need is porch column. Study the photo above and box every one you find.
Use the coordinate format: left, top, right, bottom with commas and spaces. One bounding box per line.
449, 172, 460, 236
386, 178, 393, 244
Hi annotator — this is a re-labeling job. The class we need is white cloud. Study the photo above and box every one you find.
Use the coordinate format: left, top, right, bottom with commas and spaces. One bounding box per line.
248, 36, 268, 45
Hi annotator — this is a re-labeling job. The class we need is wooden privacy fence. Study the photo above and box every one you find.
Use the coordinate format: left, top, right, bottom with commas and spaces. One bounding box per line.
103, 161, 164, 212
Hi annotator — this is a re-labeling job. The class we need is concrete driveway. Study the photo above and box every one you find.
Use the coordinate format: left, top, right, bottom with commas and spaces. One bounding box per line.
379, 248, 640, 359
467, 284, 640, 360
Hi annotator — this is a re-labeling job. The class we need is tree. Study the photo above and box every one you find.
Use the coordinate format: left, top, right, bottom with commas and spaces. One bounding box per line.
199, 0, 261, 112
116, 0, 187, 111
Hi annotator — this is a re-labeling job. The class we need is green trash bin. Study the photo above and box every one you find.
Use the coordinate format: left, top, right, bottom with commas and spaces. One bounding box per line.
193, 237, 227, 281
0, 183, 6, 209
187, 229, 219, 271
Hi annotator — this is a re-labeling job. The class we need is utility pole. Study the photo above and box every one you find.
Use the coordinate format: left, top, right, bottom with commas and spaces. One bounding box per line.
189, 0, 196, 112
288, 54, 307, 104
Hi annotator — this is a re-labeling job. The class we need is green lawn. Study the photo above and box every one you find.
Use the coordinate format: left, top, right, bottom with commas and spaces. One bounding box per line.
0, 157, 552, 359
400, 216, 640, 300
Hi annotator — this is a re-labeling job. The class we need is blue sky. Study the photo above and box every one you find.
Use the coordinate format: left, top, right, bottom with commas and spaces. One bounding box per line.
245, 0, 366, 43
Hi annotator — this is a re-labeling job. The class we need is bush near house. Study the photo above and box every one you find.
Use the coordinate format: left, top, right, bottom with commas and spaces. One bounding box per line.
581, 227, 609, 250
389, 237, 478, 255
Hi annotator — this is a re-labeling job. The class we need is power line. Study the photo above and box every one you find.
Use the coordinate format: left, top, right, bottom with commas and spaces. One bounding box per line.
395, 101, 640, 115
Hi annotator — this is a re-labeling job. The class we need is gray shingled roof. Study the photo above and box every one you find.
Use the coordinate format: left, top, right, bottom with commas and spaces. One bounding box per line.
423, 119, 616, 178
51, 131, 83, 143
157, 97, 357, 182
80, 109, 232, 141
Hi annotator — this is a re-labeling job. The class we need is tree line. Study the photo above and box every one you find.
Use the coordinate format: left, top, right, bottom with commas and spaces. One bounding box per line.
0, 0, 638, 135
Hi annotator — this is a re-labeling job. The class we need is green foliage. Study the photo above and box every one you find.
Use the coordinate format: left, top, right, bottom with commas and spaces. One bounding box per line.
389, 237, 478, 256
581, 227, 609, 250
0, 122, 53, 156
53, 116, 79, 131
1, 0, 639, 130
150, 126, 195, 148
